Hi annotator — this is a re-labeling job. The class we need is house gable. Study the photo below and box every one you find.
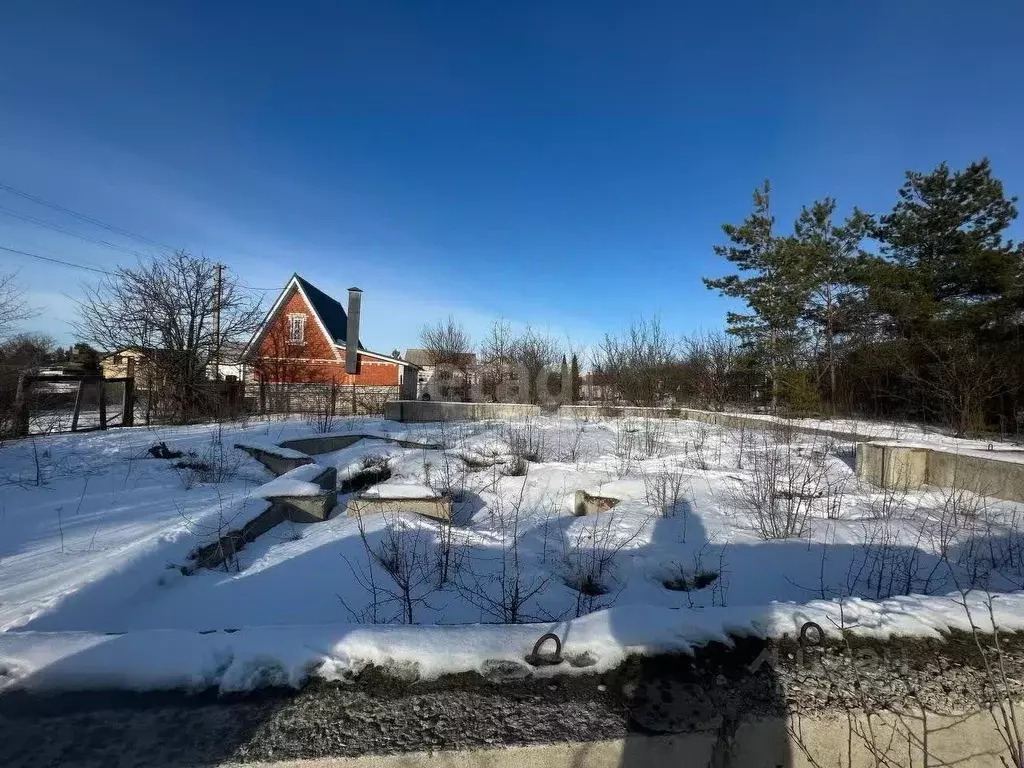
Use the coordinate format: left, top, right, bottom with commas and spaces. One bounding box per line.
255, 283, 341, 362
244, 274, 418, 389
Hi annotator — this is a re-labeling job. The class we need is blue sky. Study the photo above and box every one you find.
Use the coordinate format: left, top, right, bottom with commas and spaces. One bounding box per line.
1, 1, 1022, 355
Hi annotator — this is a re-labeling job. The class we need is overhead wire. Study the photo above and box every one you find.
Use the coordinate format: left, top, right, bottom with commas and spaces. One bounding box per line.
0, 244, 115, 275
0, 180, 176, 253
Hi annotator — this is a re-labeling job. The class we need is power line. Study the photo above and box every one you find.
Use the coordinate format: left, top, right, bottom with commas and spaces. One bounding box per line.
0, 244, 114, 276
0, 180, 176, 253
0, 205, 154, 260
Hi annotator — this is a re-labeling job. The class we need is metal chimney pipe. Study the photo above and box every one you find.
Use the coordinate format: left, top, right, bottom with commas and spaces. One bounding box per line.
345, 287, 362, 375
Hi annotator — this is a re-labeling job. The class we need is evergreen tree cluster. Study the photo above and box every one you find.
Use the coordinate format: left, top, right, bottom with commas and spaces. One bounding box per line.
704, 159, 1024, 436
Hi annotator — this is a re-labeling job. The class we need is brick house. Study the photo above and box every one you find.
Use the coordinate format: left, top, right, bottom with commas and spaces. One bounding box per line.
243, 275, 418, 411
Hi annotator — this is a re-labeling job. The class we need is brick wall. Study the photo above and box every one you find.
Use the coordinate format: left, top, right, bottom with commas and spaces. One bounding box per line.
253, 287, 400, 386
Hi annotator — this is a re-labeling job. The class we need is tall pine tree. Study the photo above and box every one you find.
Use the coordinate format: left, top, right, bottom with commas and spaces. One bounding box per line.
790, 199, 872, 409
860, 159, 1024, 434
704, 180, 806, 409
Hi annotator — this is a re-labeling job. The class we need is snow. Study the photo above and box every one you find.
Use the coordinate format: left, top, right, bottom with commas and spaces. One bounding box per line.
2, 412, 1023, 694
251, 463, 328, 498
233, 438, 311, 459
361, 482, 439, 499
4, 592, 1024, 694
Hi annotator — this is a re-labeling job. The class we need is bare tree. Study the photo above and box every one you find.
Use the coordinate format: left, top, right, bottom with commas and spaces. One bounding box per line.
683, 331, 740, 410
420, 316, 474, 401
75, 251, 262, 423
905, 335, 1012, 437
511, 327, 560, 404
479, 318, 516, 402
595, 317, 676, 406
0, 271, 34, 341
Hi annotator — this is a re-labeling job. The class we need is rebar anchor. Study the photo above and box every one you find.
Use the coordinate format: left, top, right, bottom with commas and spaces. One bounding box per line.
525, 632, 563, 666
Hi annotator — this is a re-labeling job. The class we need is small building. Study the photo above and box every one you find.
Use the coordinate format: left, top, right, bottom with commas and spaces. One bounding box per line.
100, 346, 163, 381
244, 275, 419, 411
404, 348, 478, 400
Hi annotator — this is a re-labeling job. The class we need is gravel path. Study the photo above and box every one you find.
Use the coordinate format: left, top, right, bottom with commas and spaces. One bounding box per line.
3, 631, 1021, 768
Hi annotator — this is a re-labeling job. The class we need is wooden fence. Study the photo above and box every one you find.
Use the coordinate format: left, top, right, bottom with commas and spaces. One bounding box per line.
8, 375, 135, 437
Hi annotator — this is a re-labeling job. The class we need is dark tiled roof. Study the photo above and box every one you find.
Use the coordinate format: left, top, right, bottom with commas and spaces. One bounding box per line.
294, 275, 362, 348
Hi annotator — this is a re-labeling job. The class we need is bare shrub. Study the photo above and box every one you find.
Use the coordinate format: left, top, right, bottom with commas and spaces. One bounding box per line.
689, 420, 713, 469
683, 331, 740, 410
595, 317, 677, 406
175, 425, 240, 488
642, 460, 690, 520
561, 511, 653, 617
845, 518, 940, 598
559, 413, 589, 463
637, 415, 666, 458
306, 384, 339, 434
348, 509, 439, 624
734, 429, 832, 540
502, 416, 547, 462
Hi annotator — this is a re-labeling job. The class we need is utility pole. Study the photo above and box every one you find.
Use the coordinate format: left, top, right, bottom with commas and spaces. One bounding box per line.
213, 263, 223, 383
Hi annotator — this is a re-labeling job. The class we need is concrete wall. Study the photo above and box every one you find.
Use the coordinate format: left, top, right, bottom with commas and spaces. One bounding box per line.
384, 401, 543, 422
347, 495, 452, 522
384, 400, 871, 443
858, 441, 1024, 502
249, 704, 1019, 767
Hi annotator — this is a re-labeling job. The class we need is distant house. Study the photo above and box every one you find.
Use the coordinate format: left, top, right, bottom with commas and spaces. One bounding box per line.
404, 348, 478, 400
100, 347, 162, 380
244, 275, 419, 407
209, 342, 249, 382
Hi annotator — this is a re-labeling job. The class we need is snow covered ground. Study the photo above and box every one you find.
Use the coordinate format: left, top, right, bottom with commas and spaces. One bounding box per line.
1, 413, 1022, 692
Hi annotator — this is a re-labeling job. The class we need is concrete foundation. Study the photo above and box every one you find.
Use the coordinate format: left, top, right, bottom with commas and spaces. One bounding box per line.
573, 490, 620, 516
280, 434, 441, 455
348, 494, 453, 522
230, 704, 1019, 767
235, 444, 314, 475
857, 442, 1024, 502
383, 401, 872, 443
385, 401, 543, 423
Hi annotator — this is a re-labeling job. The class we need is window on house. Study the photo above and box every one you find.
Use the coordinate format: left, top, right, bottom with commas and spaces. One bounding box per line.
288, 314, 306, 343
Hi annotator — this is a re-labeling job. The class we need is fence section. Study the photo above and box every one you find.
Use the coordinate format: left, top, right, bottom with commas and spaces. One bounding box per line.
7, 375, 135, 437
248, 382, 399, 419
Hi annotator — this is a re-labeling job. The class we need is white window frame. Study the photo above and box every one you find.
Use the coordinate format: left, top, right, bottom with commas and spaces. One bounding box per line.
287, 313, 306, 344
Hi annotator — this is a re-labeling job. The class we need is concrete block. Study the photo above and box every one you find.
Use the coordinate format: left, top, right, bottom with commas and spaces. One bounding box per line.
234, 444, 313, 476
857, 443, 929, 491
573, 490, 620, 516
348, 494, 453, 522
271, 493, 337, 523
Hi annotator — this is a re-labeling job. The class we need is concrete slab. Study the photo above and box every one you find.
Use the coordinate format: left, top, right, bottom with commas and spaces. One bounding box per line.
235, 444, 314, 476
348, 494, 453, 522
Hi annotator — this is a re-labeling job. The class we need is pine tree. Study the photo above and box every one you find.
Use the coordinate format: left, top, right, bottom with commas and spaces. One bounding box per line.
569, 353, 581, 403
790, 199, 873, 409
860, 159, 1023, 434
703, 180, 806, 409
867, 158, 1021, 339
